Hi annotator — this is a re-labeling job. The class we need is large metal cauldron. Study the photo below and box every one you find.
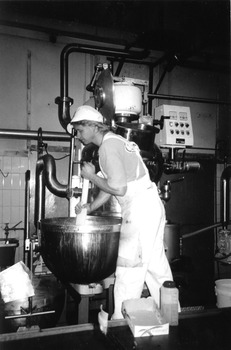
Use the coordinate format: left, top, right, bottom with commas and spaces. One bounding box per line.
40, 216, 121, 284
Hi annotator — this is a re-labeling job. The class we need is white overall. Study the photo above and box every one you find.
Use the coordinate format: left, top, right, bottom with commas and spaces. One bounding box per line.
99, 133, 173, 319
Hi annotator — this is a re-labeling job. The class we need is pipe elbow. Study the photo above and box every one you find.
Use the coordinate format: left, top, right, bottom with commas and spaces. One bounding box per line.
55, 96, 73, 131
221, 165, 231, 181
34, 154, 69, 227
42, 154, 68, 198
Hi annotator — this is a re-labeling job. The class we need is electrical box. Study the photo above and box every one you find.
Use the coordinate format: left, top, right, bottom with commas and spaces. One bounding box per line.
154, 105, 194, 147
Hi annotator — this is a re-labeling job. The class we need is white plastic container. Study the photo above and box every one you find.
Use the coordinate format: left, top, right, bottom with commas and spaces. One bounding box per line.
215, 279, 231, 308
160, 280, 179, 326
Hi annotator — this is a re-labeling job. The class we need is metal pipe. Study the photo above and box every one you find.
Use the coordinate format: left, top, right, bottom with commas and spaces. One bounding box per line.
0, 129, 70, 141
148, 65, 154, 115
41, 154, 68, 197
34, 158, 46, 227
68, 130, 76, 191
148, 93, 230, 105
5, 310, 55, 320
34, 154, 68, 227
181, 163, 231, 237
24, 170, 30, 263
182, 222, 222, 239
26, 50, 32, 151
67, 130, 76, 216
59, 44, 148, 98
220, 165, 231, 228
55, 43, 149, 131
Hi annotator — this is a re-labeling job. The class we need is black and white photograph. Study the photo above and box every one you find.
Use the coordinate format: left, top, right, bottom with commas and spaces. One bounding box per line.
0, 1, 230, 349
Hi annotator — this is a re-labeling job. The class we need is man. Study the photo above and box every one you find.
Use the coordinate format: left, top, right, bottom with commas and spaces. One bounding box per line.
71, 105, 174, 319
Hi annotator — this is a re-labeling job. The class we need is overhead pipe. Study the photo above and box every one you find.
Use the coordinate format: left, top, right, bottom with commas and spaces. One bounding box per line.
148, 93, 231, 106
55, 43, 149, 131
147, 52, 230, 106
111, 54, 230, 107
220, 165, 231, 228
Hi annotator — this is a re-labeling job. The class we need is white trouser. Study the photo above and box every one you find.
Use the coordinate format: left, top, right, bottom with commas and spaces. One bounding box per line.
112, 180, 173, 319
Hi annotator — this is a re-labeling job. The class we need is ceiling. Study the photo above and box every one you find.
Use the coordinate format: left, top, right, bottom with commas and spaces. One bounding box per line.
0, 0, 230, 72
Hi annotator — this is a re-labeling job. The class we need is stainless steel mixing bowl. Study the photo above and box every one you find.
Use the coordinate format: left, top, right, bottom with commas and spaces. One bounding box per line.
40, 216, 121, 284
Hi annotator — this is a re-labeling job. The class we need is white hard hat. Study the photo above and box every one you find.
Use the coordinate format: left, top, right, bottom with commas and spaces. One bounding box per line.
66, 105, 103, 134
72, 105, 103, 124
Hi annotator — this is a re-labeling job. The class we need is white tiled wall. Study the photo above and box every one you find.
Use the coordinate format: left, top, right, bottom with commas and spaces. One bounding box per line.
0, 155, 28, 264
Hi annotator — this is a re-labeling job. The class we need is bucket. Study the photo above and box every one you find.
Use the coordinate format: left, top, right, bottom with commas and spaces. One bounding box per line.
164, 224, 180, 262
215, 279, 231, 308
0, 239, 19, 269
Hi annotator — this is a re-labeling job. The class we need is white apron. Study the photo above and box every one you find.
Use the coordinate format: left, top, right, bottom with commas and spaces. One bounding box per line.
99, 133, 174, 318
99, 133, 162, 267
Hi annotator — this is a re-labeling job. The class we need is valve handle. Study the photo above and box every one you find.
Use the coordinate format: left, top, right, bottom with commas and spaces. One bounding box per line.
153, 115, 170, 130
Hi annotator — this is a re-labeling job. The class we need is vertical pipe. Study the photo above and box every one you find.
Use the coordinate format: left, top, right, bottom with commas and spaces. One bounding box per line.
148, 65, 154, 115
220, 165, 231, 228
69, 139, 83, 217
24, 170, 30, 265
222, 179, 228, 227
67, 129, 76, 216
34, 158, 46, 228
26, 50, 32, 150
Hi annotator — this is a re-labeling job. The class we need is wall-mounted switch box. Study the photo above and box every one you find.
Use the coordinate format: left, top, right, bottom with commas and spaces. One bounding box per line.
155, 105, 194, 147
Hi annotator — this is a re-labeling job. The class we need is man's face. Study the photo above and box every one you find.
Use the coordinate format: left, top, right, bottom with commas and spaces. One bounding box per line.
73, 124, 95, 145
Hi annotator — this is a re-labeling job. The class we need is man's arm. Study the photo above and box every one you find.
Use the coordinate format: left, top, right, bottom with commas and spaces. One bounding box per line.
81, 162, 127, 196
88, 190, 112, 213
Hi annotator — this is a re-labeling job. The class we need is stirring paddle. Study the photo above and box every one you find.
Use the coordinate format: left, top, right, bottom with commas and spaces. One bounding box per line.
76, 178, 89, 225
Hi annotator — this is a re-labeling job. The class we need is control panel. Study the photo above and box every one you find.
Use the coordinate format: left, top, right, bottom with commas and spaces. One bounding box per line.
154, 105, 194, 147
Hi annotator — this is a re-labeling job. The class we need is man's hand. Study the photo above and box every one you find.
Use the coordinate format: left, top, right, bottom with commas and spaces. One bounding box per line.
75, 202, 91, 215
81, 161, 96, 180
